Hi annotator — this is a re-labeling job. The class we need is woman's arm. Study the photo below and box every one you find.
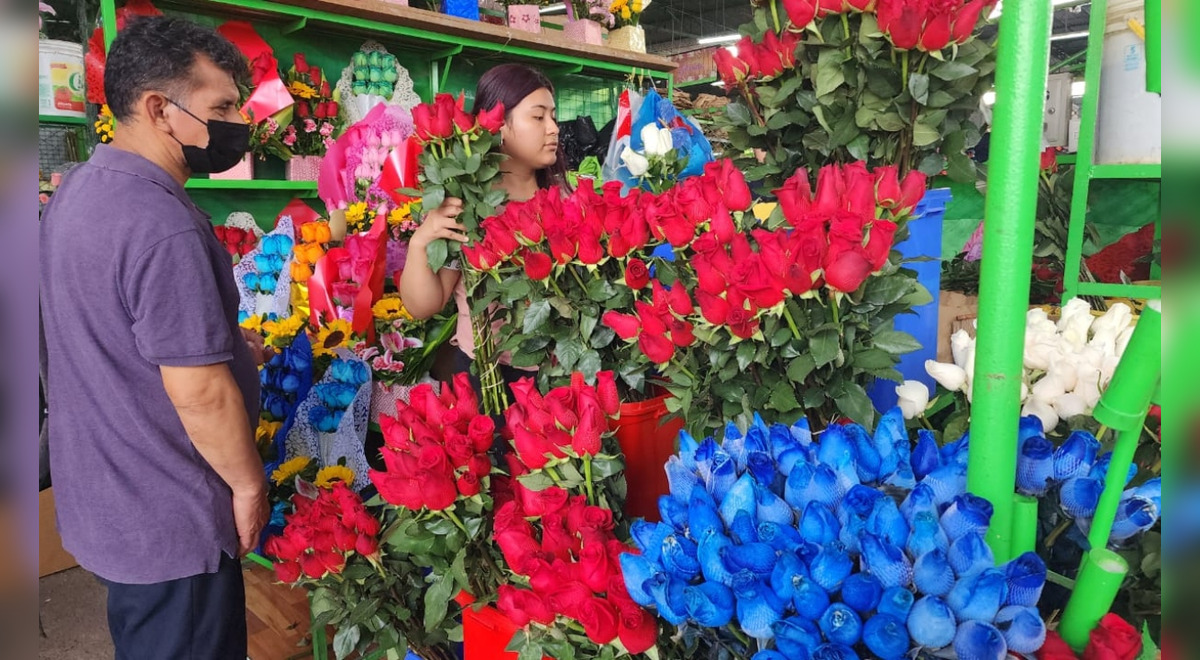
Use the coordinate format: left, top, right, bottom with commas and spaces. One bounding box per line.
400, 198, 468, 319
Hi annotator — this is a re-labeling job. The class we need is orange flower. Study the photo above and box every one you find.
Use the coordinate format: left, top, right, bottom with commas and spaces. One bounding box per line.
291, 261, 314, 283
301, 221, 332, 244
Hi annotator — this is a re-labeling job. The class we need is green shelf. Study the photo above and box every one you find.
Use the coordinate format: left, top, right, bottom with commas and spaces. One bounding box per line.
39, 114, 89, 126
1075, 282, 1161, 300
1089, 163, 1161, 180
185, 178, 319, 193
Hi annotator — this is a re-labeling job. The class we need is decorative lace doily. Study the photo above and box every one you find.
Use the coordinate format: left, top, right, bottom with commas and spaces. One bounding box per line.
336, 40, 421, 128
224, 211, 264, 240
234, 216, 295, 319
285, 348, 374, 492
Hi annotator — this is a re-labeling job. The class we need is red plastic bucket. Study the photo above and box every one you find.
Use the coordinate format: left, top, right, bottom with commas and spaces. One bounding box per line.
456, 592, 549, 660
610, 391, 683, 522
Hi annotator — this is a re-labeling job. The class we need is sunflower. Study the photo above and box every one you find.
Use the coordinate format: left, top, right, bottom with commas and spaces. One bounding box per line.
345, 202, 370, 235
263, 313, 308, 348
313, 319, 356, 358
240, 314, 265, 334
271, 456, 311, 485
315, 465, 356, 489
372, 295, 412, 322
287, 81, 318, 100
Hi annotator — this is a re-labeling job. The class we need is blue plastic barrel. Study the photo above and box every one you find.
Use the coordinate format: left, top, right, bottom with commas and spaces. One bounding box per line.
443, 0, 481, 20
869, 188, 952, 412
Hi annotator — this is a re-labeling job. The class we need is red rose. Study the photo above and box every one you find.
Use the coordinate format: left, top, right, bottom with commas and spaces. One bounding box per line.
452, 94, 475, 133
326, 101, 339, 118
864, 220, 899, 270
477, 102, 506, 133
578, 227, 606, 265
1041, 146, 1059, 173
696, 289, 731, 325
443, 428, 476, 466
517, 483, 570, 518
1084, 614, 1142, 660
624, 258, 651, 290
422, 94, 452, 140
897, 169, 928, 213
888, 5, 922, 50
919, 12, 952, 52
577, 597, 620, 645
713, 44, 750, 87
467, 415, 495, 453
494, 500, 530, 536
595, 371, 620, 416
333, 525, 358, 553
782, 0, 817, 28
817, 0, 845, 17
577, 542, 614, 593
353, 511, 380, 536
1037, 631, 1078, 660
274, 559, 302, 583
709, 205, 736, 244
294, 52, 309, 74
813, 163, 847, 212
842, 161, 876, 216
355, 534, 379, 558
638, 332, 675, 365
457, 472, 482, 497
848, 0, 874, 10
573, 405, 606, 456
496, 528, 544, 575
529, 557, 574, 595
603, 311, 642, 341
300, 553, 327, 579
511, 425, 555, 469
265, 534, 303, 562
617, 602, 659, 654
317, 549, 346, 575
545, 581, 595, 620
756, 30, 787, 79
825, 243, 873, 293
730, 257, 785, 309
726, 305, 760, 339
498, 585, 557, 627
694, 257, 730, 296
779, 30, 802, 69
873, 165, 902, 209
571, 504, 615, 537
522, 250, 553, 281
370, 469, 425, 510
952, 0, 990, 44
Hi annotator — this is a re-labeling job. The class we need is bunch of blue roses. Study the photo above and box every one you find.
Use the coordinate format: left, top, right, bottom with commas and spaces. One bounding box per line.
308, 357, 371, 433
1016, 428, 1161, 546
243, 233, 294, 295
620, 408, 1051, 660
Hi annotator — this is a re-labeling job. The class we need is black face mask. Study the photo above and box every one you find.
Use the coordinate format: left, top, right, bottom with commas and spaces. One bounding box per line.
167, 99, 251, 174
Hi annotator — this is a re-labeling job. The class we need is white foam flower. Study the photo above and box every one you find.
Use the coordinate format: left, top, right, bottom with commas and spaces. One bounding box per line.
1022, 397, 1060, 434
1057, 300, 1095, 349
926, 360, 967, 392
1099, 354, 1120, 390
896, 380, 931, 420
950, 329, 974, 370
1024, 339, 1060, 372
621, 146, 649, 176
1052, 391, 1089, 422
1048, 359, 1078, 392
1075, 366, 1103, 408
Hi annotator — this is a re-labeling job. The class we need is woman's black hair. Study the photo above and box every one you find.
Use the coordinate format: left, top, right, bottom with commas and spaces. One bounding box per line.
473, 64, 572, 191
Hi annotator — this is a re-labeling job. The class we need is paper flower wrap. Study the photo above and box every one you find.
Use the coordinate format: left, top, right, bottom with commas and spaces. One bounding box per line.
285, 350, 373, 492
234, 216, 295, 319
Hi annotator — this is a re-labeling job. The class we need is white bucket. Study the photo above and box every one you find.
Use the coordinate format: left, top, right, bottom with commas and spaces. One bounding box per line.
38, 40, 85, 118
1095, 0, 1161, 164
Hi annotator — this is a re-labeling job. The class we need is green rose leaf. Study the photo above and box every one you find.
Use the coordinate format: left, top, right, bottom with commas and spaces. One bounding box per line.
816, 50, 847, 98
930, 60, 979, 81
787, 354, 817, 383
908, 73, 930, 105
769, 386, 802, 414
523, 299, 552, 334
912, 122, 940, 147
876, 112, 906, 132
918, 152, 947, 175
555, 338, 585, 371
852, 348, 896, 370
726, 103, 753, 126
946, 152, 977, 182
811, 329, 841, 367
872, 328, 924, 354
423, 576, 455, 633
333, 624, 362, 660
835, 382, 876, 426
577, 349, 602, 378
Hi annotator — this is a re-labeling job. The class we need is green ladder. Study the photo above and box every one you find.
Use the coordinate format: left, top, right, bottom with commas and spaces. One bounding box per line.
1061, 0, 1161, 303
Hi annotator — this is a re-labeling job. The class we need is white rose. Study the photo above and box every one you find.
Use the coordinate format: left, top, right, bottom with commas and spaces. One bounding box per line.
1058, 300, 1095, 349
1075, 366, 1103, 408
1022, 397, 1060, 434
1024, 339, 1060, 372
1099, 354, 1120, 390
1090, 303, 1133, 341
1053, 391, 1089, 421
1048, 359, 1078, 391
1115, 325, 1135, 357
950, 329, 974, 370
1031, 373, 1067, 403
640, 124, 673, 156
926, 360, 967, 392
620, 146, 649, 176
896, 380, 930, 420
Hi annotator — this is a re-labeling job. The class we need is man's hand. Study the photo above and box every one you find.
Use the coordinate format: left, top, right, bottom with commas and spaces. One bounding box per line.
232, 488, 269, 556
241, 328, 273, 366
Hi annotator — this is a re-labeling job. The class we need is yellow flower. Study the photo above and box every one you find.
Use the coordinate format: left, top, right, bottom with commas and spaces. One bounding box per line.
271, 456, 311, 486
240, 314, 265, 333
631, 0, 642, 12
315, 465, 355, 489
94, 104, 115, 144
288, 81, 318, 100
621, 5, 632, 20
313, 319, 356, 357
609, 0, 628, 11
386, 203, 412, 227
345, 202, 370, 235
256, 419, 284, 449
372, 296, 411, 322
263, 313, 308, 348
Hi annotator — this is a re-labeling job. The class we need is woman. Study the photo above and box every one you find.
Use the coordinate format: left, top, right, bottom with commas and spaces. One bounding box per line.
400, 63, 569, 381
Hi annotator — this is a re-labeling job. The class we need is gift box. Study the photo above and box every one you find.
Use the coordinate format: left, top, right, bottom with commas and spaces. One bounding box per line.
285, 155, 323, 181
210, 154, 253, 180
563, 19, 603, 46
507, 4, 541, 33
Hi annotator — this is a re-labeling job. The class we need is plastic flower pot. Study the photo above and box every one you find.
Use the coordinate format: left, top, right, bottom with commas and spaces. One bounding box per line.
455, 592, 550, 660
506, 4, 542, 33
610, 389, 683, 522
868, 187, 952, 412
286, 155, 323, 181
563, 19, 603, 46
209, 154, 253, 180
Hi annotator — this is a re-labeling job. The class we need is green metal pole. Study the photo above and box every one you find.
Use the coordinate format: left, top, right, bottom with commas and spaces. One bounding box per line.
100, 0, 117, 52
1058, 549, 1130, 651
1093, 302, 1162, 432
1011, 495, 1039, 556
1145, 0, 1160, 94
965, 0, 1053, 564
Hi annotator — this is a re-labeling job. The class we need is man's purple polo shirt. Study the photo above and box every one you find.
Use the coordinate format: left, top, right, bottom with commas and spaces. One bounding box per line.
40, 144, 260, 584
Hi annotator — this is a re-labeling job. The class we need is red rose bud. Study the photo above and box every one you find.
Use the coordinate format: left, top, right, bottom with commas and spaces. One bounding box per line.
498, 585, 557, 627
1037, 631, 1078, 660
726, 304, 760, 339
817, 0, 845, 17
327, 101, 339, 118
813, 163, 846, 212
638, 332, 675, 364
696, 289, 731, 325
919, 12, 952, 52
873, 164, 902, 208
847, 0, 874, 10
757, 31, 787, 78
825, 243, 873, 292
624, 258, 650, 289
782, 0, 817, 28
546, 581, 596, 621
477, 102, 506, 133
864, 220, 899, 271
734, 35, 763, 78
595, 371, 620, 416
618, 603, 659, 654
296, 101, 310, 119
457, 472, 482, 497
952, 0, 990, 45
294, 52, 309, 74
578, 597, 620, 645
355, 534, 379, 558
274, 559, 302, 583
666, 282, 694, 316
774, 168, 814, 224
523, 250, 553, 281
453, 103, 475, 133
310, 67, 323, 83
780, 29, 802, 69
888, 6, 922, 49
898, 169, 928, 213
1040, 146, 1059, 173
713, 46, 750, 87
432, 93, 456, 139
1084, 613, 1142, 660
603, 311, 642, 341
320, 80, 331, 97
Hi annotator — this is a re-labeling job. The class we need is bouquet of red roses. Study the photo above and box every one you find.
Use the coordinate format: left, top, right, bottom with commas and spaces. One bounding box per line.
265, 479, 381, 583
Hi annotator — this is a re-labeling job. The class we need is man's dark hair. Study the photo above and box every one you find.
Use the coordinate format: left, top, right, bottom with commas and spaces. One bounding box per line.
104, 16, 248, 121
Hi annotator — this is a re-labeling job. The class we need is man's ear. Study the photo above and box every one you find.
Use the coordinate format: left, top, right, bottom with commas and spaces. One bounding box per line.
142, 92, 172, 133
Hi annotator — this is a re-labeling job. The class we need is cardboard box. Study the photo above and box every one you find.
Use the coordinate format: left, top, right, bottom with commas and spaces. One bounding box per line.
39, 488, 78, 577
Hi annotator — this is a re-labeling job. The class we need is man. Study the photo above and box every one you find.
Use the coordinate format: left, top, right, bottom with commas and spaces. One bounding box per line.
40, 16, 267, 659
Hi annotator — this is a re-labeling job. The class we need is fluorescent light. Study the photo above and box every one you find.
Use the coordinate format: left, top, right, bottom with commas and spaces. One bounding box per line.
540, 2, 566, 13
698, 33, 740, 45
990, 0, 1086, 20
1072, 81, 1085, 96
982, 90, 996, 106
1050, 30, 1089, 41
